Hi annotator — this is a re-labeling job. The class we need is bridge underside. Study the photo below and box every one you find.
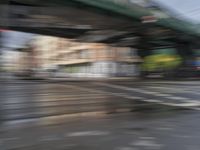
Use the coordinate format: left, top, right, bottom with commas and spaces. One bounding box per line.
0, 0, 199, 54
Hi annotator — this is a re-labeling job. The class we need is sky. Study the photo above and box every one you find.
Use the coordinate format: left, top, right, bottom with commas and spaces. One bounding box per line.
1, 0, 200, 49
155, 0, 200, 23
1, 31, 35, 49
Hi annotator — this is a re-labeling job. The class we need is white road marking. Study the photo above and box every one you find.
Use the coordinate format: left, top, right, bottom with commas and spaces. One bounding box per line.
145, 81, 200, 85
117, 147, 138, 150
97, 83, 192, 102
94, 82, 200, 110
154, 93, 172, 97
60, 83, 145, 100
67, 131, 109, 137
60, 82, 200, 110
156, 127, 174, 131
147, 86, 200, 95
166, 96, 188, 100
160, 102, 200, 107
131, 139, 163, 149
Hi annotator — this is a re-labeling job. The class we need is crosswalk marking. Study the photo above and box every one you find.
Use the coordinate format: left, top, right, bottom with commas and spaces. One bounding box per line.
97, 83, 190, 101
63, 82, 199, 108
67, 131, 110, 137
3, 81, 200, 123
160, 102, 200, 107
147, 85, 200, 95
95, 82, 200, 109
144, 81, 200, 86
166, 96, 189, 100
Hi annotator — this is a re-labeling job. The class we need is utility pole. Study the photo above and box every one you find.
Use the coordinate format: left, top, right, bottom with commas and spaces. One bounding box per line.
0, 30, 3, 123
0, 31, 2, 77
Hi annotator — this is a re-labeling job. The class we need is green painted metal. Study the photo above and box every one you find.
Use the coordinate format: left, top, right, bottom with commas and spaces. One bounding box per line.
75, 0, 150, 18
5, 0, 200, 37
74, 0, 200, 37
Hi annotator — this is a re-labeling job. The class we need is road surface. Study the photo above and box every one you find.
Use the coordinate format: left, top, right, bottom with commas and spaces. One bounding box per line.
0, 79, 200, 150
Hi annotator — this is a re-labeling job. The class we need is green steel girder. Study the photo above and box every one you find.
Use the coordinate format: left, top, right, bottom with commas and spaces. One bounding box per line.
73, 0, 200, 37
4, 0, 200, 38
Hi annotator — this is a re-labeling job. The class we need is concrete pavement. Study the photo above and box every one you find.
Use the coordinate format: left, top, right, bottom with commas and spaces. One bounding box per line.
1, 79, 200, 150
1, 80, 200, 121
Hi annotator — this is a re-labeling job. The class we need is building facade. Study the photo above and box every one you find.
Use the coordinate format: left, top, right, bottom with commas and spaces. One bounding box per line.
33, 35, 142, 78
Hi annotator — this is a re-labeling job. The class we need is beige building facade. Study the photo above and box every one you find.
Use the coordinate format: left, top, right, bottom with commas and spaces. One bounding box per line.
33, 35, 142, 77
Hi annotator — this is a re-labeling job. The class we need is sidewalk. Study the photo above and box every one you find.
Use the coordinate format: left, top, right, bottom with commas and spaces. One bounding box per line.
47, 77, 139, 82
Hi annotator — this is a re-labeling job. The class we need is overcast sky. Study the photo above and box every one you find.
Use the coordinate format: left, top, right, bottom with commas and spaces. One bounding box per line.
1, 31, 35, 49
156, 0, 200, 23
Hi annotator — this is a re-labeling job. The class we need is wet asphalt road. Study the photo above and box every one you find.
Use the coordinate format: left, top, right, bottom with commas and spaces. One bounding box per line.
0, 79, 200, 150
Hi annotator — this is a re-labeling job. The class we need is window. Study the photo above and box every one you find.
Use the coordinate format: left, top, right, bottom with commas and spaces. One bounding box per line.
79, 50, 90, 59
